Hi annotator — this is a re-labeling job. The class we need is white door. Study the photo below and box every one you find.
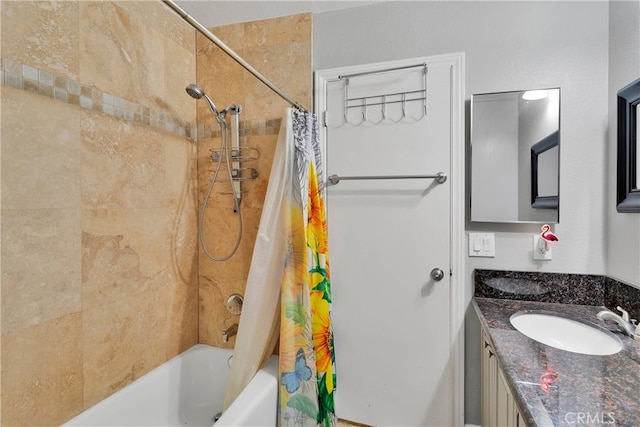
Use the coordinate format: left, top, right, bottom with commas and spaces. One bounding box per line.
315, 54, 464, 427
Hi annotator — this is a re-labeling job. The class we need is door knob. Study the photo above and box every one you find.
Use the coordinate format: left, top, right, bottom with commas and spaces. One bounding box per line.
430, 268, 445, 281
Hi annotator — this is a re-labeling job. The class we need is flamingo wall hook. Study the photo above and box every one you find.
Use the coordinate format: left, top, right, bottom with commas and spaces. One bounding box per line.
538, 224, 559, 254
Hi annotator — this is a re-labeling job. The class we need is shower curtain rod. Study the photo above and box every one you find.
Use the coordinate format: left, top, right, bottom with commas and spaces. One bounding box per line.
162, 0, 305, 111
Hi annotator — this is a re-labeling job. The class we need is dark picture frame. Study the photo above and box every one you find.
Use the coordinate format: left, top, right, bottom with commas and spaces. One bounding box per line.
531, 131, 559, 209
616, 77, 640, 213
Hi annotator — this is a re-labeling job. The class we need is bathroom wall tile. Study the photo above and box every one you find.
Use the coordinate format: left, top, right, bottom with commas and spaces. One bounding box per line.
165, 134, 197, 207
82, 287, 169, 408
195, 42, 247, 124
81, 110, 168, 209
1, 208, 82, 334
199, 275, 243, 347
197, 205, 249, 272
159, 5, 197, 54
197, 167, 240, 212
163, 137, 199, 358
165, 280, 199, 359
199, 275, 224, 346
1, 87, 81, 210
1, 1, 199, 423
198, 206, 264, 346
115, 0, 196, 53
79, 1, 165, 114
240, 134, 279, 209
196, 13, 312, 346
81, 208, 169, 310
166, 211, 198, 313
196, 133, 218, 170
243, 40, 312, 120
164, 36, 197, 123
244, 13, 312, 48
1, 313, 83, 426
199, 22, 246, 53
195, 134, 251, 213
0, 1, 80, 81
196, 133, 279, 211
164, 137, 199, 287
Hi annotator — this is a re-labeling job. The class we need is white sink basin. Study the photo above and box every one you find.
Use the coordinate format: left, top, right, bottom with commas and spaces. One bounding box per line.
510, 312, 623, 356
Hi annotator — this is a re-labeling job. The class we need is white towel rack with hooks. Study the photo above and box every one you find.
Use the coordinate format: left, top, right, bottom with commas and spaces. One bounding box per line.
324, 62, 428, 127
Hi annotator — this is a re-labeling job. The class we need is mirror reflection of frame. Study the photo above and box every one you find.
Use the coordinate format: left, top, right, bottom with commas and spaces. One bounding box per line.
470, 88, 560, 223
531, 131, 559, 209
616, 77, 640, 213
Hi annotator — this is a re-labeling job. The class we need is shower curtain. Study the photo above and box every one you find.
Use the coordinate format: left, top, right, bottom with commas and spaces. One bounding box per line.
223, 109, 336, 427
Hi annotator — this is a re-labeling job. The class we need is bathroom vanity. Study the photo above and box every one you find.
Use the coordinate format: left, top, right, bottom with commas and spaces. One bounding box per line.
473, 270, 640, 427
482, 327, 525, 427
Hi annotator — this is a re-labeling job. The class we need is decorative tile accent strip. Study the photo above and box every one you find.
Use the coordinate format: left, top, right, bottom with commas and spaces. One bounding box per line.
1, 56, 197, 141
200, 117, 282, 140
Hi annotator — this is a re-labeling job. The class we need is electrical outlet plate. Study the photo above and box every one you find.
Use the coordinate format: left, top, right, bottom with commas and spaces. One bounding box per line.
533, 235, 552, 260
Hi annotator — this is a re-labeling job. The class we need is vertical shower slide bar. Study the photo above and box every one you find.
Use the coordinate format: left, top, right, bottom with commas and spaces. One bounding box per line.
230, 107, 241, 209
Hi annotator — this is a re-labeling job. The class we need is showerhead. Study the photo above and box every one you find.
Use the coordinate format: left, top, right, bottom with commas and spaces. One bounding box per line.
185, 83, 204, 100
186, 83, 221, 117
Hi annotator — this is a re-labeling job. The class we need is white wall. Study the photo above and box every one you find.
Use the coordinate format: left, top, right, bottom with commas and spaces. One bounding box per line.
314, 2, 609, 424
606, 1, 640, 287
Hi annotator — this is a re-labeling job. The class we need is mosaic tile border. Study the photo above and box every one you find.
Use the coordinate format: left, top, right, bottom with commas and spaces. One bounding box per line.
200, 118, 282, 140
0, 57, 281, 141
1, 57, 198, 140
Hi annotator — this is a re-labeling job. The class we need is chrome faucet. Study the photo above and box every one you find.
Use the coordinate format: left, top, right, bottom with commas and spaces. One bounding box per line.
596, 306, 640, 341
222, 323, 238, 343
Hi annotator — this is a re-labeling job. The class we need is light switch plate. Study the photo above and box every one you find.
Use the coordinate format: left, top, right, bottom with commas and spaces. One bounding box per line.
468, 232, 495, 257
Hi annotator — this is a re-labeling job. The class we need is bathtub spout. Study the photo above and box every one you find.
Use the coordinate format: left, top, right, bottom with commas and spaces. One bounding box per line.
222, 323, 238, 343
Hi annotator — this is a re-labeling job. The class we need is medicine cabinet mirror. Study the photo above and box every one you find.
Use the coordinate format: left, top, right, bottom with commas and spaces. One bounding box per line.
616, 77, 640, 212
470, 88, 560, 223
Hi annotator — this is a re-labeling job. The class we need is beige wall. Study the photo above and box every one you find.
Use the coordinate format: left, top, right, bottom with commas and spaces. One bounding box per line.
195, 14, 312, 347
0, 1, 198, 425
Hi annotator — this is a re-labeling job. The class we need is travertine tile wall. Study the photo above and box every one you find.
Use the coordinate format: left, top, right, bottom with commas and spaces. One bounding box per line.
0, 2, 198, 425
195, 14, 312, 347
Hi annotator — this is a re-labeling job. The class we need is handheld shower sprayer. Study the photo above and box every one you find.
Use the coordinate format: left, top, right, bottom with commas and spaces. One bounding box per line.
185, 83, 223, 119
186, 83, 243, 262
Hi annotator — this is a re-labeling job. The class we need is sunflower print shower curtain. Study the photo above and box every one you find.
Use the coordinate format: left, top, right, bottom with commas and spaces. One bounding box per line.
279, 109, 336, 427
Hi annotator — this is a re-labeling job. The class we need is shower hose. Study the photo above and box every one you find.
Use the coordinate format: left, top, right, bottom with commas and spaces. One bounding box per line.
199, 111, 243, 261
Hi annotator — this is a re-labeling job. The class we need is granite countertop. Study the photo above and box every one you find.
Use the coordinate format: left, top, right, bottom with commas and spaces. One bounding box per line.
474, 297, 640, 427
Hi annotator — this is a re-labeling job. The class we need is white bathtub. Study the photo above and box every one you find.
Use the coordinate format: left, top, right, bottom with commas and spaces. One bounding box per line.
63, 344, 278, 427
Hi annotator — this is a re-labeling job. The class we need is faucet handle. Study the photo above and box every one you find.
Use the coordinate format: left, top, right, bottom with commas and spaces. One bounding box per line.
616, 306, 630, 322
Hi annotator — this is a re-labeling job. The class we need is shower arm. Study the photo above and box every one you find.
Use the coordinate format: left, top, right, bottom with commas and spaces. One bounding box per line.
162, 0, 305, 111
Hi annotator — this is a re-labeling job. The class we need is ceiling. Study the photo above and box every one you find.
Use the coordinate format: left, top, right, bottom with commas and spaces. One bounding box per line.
173, 1, 383, 28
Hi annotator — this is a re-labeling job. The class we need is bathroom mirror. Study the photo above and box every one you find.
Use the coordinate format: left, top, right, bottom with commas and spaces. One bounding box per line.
471, 88, 560, 223
616, 77, 640, 212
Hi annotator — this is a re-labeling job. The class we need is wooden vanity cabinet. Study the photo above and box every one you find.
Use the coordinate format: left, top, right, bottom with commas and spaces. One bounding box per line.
481, 329, 527, 427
